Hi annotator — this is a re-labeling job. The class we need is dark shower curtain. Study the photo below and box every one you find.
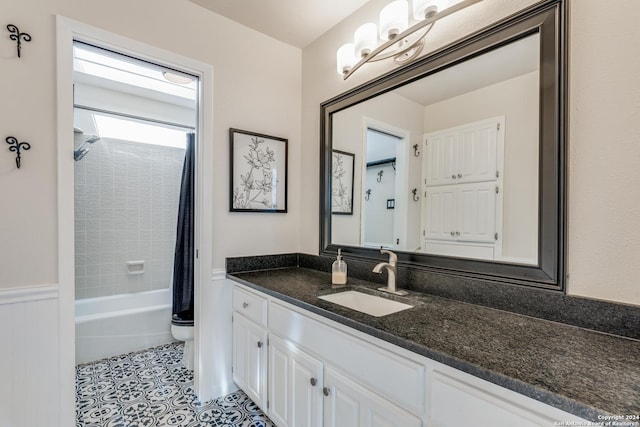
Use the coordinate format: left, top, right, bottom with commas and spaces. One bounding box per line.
172, 133, 195, 320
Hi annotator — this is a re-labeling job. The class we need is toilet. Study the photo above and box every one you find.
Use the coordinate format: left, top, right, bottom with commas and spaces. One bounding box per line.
171, 309, 194, 370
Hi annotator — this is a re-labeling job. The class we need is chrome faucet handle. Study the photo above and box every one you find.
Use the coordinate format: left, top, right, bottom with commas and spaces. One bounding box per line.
379, 249, 397, 266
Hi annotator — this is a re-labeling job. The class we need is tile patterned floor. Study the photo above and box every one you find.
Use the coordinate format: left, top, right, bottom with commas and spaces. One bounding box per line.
76, 342, 275, 427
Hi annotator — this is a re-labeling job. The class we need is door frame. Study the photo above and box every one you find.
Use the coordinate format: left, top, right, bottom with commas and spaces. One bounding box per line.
360, 117, 410, 250
56, 16, 214, 424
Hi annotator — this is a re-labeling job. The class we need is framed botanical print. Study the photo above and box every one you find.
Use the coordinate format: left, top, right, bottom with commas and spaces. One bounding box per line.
230, 128, 288, 213
331, 149, 355, 215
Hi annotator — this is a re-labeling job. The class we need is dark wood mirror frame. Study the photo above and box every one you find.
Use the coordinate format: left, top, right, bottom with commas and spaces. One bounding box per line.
320, 0, 567, 291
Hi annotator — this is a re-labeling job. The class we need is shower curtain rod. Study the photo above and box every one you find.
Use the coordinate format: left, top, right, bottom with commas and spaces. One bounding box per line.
74, 104, 196, 131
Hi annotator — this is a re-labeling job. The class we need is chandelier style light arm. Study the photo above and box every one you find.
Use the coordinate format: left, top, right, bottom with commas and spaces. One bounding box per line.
338, 0, 483, 80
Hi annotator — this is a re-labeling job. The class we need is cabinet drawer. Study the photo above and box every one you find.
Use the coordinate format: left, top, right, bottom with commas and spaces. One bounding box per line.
269, 301, 425, 415
233, 286, 268, 326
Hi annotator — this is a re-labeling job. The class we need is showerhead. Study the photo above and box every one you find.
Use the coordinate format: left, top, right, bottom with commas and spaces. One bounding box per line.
73, 127, 101, 161
74, 147, 90, 161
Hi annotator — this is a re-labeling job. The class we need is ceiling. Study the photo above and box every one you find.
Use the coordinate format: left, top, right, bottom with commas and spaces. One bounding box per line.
393, 33, 540, 106
190, 0, 371, 48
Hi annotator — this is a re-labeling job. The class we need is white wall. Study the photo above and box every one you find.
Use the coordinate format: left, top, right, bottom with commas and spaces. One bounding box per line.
0, 287, 59, 427
567, 0, 640, 304
301, 0, 640, 306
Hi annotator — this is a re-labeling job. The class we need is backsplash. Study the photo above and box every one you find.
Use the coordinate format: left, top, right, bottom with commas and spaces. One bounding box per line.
226, 253, 640, 340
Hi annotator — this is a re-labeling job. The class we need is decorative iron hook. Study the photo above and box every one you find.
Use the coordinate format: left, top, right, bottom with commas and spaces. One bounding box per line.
6, 136, 31, 169
7, 24, 31, 58
365, 189, 372, 201
412, 188, 420, 202
377, 170, 384, 182
413, 144, 420, 157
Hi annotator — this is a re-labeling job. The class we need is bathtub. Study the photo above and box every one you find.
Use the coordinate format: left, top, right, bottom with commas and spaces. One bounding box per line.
75, 288, 175, 364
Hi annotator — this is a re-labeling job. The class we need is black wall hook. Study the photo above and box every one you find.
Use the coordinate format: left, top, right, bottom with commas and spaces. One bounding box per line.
413, 144, 420, 157
6, 136, 31, 169
412, 188, 420, 202
7, 24, 31, 58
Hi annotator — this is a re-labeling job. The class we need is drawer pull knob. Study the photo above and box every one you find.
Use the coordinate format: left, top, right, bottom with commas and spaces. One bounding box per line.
310, 378, 317, 387
257, 341, 263, 348
323, 387, 330, 397
242, 302, 249, 308
457, 173, 462, 178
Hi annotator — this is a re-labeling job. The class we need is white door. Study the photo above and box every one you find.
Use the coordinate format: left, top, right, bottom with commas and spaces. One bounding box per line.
268, 335, 323, 427
232, 313, 268, 411
458, 119, 498, 183
323, 367, 422, 427
424, 132, 458, 186
423, 186, 457, 241
457, 182, 497, 243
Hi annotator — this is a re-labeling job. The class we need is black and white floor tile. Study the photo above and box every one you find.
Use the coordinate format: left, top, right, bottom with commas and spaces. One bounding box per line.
76, 342, 274, 427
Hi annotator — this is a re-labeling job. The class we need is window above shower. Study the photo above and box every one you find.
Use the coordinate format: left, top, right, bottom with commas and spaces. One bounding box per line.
72, 40, 197, 144
73, 41, 197, 104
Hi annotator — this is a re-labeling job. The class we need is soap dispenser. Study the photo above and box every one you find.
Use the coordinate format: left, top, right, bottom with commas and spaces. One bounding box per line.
332, 248, 348, 286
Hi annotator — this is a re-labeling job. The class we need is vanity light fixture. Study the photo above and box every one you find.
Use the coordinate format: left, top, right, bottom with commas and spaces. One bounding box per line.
337, 0, 481, 80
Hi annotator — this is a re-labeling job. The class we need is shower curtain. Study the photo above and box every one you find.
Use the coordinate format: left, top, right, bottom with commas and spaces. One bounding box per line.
172, 133, 195, 320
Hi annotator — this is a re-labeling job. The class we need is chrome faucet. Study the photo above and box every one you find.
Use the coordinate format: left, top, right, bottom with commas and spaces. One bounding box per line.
373, 249, 408, 296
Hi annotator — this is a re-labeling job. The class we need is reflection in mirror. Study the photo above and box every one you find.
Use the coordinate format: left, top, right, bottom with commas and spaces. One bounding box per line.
331, 33, 540, 265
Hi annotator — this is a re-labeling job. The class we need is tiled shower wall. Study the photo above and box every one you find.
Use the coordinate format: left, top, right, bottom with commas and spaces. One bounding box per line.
74, 138, 185, 299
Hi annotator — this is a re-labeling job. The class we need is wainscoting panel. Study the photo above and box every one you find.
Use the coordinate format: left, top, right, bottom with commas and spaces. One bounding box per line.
0, 285, 60, 427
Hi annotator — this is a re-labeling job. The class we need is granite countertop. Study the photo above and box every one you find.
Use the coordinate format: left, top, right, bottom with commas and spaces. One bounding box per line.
228, 267, 640, 422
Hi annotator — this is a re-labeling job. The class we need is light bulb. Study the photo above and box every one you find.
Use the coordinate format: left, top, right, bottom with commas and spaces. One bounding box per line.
379, 0, 409, 41
354, 23, 378, 58
413, 0, 450, 20
337, 43, 357, 75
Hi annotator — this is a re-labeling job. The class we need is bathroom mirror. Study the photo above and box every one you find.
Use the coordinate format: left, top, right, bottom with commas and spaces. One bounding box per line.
320, 0, 566, 290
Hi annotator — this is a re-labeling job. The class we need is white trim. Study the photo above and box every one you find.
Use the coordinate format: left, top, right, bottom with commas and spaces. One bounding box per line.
0, 284, 59, 305
212, 269, 227, 281
56, 15, 215, 423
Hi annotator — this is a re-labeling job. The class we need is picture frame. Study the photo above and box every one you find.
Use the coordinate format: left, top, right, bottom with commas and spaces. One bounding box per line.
230, 128, 288, 213
331, 149, 355, 215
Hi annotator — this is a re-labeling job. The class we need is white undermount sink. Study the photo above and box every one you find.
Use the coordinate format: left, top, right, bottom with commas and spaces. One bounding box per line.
318, 290, 413, 317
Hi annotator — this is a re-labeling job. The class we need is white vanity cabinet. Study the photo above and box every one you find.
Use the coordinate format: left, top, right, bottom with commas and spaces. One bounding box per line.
232, 286, 268, 412
266, 332, 421, 427
231, 282, 588, 427
323, 366, 421, 427
268, 334, 324, 427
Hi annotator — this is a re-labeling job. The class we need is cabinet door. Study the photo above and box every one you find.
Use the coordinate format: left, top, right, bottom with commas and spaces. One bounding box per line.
423, 186, 457, 241
232, 313, 268, 411
457, 120, 498, 183
268, 335, 323, 427
457, 182, 496, 243
323, 367, 421, 427
424, 132, 458, 186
